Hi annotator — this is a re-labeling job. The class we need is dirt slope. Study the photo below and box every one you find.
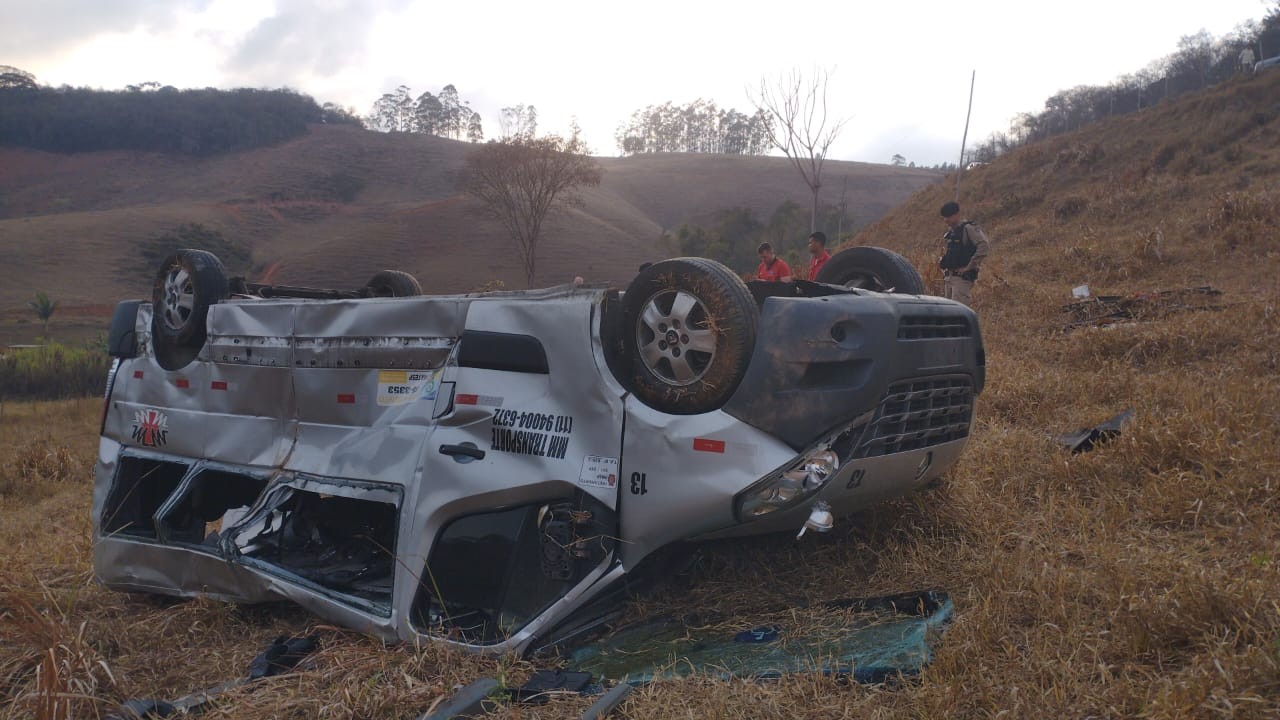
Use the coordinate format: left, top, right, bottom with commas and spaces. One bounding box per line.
0, 127, 940, 311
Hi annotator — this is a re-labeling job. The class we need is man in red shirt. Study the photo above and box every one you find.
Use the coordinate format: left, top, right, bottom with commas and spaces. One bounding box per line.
807, 232, 831, 280
755, 242, 792, 282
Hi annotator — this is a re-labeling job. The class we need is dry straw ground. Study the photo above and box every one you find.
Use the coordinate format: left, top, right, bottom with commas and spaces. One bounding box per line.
2, 73, 1279, 718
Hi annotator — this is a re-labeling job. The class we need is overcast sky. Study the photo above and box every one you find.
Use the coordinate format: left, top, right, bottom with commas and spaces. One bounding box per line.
3, 0, 1271, 164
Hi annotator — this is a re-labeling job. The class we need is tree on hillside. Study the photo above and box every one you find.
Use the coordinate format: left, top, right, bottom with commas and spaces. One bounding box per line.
891, 153, 905, 166
29, 291, 57, 337
368, 84, 484, 140
1172, 30, 1217, 88
749, 67, 849, 232
614, 100, 772, 155
0, 85, 329, 155
500, 104, 538, 140
462, 133, 602, 287
0, 65, 37, 90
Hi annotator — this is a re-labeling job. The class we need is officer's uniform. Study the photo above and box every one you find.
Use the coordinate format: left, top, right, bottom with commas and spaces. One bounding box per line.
939, 220, 991, 307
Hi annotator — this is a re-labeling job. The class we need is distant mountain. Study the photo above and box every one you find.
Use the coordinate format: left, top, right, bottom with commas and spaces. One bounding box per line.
0, 126, 940, 308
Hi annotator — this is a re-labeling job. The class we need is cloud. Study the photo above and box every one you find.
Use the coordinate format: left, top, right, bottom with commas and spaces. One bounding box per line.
222, 0, 410, 85
2, 0, 211, 60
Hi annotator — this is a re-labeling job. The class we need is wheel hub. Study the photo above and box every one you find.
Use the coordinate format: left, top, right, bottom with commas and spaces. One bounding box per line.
636, 289, 717, 386
160, 266, 196, 331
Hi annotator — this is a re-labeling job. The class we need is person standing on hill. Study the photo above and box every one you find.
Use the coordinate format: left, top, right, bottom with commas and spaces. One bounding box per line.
807, 232, 831, 280
1240, 47, 1255, 74
755, 242, 792, 282
938, 201, 990, 307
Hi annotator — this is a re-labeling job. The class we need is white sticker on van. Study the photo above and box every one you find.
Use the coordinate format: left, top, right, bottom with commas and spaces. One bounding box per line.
377, 369, 440, 406
578, 455, 619, 490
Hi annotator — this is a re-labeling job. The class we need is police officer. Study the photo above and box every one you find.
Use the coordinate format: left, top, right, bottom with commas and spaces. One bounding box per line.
938, 201, 990, 307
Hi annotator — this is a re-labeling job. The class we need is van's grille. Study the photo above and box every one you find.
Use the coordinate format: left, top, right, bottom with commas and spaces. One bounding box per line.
898, 315, 971, 340
854, 377, 973, 458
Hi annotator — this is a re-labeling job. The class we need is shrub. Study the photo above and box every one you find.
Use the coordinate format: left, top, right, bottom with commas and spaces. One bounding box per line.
0, 344, 110, 400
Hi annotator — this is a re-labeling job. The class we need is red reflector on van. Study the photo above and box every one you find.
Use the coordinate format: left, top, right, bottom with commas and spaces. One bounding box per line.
211, 381, 228, 390
175, 379, 190, 389
337, 393, 356, 404
693, 438, 726, 453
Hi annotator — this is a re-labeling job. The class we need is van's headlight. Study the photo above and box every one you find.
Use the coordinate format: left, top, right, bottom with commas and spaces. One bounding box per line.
736, 450, 839, 519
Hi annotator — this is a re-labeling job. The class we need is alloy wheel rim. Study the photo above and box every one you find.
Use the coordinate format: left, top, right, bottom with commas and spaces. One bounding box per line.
636, 289, 717, 386
160, 265, 195, 331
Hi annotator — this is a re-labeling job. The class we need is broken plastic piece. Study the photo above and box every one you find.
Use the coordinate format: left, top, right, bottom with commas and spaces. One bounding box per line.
248, 634, 320, 679
510, 669, 593, 704
108, 699, 177, 719
578, 683, 633, 720
1057, 408, 1135, 453
418, 678, 499, 720
797, 500, 834, 538
732, 625, 781, 643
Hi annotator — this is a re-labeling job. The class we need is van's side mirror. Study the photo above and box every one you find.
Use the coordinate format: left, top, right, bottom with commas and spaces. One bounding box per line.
108, 300, 144, 358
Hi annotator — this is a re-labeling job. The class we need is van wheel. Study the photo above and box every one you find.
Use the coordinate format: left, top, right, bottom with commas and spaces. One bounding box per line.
622, 258, 758, 414
364, 270, 423, 297
151, 249, 229, 370
815, 246, 924, 294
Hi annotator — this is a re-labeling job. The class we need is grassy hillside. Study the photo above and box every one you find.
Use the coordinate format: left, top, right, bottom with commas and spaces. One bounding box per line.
0, 126, 939, 345
2, 73, 1278, 718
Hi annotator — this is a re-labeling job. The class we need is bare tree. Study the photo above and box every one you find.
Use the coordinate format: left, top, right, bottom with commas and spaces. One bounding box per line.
462, 134, 602, 287
499, 104, 538, 140
749, 68, 849, 232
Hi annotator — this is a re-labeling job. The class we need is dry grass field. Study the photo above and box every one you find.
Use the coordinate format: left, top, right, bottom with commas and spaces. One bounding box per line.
2, 73, 1279, 718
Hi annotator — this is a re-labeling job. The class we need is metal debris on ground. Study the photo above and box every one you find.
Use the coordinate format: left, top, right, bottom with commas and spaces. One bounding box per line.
1061, 286, 1222, 330
1057, 408, 1136, 453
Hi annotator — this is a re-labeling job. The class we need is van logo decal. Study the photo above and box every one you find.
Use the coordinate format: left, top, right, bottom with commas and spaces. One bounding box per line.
131, 408, 169, 447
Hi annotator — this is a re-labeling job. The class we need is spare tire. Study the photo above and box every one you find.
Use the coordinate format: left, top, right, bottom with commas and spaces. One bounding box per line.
364, 270, 423, 297
151, 249, 229, 370
815, 246, 924, 294
622, 258, 758, 414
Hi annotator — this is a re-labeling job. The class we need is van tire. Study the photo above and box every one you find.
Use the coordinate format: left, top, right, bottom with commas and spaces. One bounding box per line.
622, 258, 758, 414
364, 270, 423, 297
815, 246, 924, 294
151, 249, 229, 370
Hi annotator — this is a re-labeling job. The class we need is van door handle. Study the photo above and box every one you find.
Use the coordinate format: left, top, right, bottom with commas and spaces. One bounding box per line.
439, 443, 485, 462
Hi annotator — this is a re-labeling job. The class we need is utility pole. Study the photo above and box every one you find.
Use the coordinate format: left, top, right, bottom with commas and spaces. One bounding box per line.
837, 175, 849, 240
954, 70, 976, 202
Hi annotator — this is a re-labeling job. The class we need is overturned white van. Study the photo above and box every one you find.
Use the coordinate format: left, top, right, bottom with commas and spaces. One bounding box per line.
93, 248, 985, 654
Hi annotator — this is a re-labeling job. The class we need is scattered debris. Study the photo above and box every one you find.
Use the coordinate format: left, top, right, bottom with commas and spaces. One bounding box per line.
418, 678, 500, 720
418, 671, 625, 720
578, 683, 634, 720
1061, 286, 1222, 330
567, 590, 952, 684
1057, 409, 1136, 453
107, 635, 320, 719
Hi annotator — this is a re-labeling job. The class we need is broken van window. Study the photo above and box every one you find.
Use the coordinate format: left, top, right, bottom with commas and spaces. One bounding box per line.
157, 467, 269, 547
102, 456, 189, 539
232, 479, 401, 616
412, 495, 616, 644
